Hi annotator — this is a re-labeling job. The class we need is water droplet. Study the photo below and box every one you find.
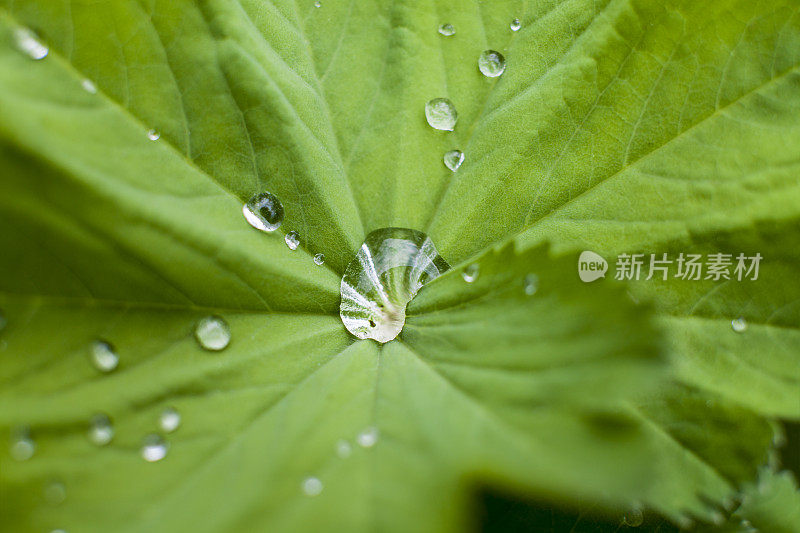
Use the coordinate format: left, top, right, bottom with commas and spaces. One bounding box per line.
336, 439, 352, 458
89, 340, 118, 373
340, 228, 449, 343
425, 98, 458, 131
194, 316, 231, 351
14, 28, 48, 60
81, 79, 97, 94
302, 476, 323, 496
159, 407, 181, 433
243, 192, 284, 232
51, 530, 67, 533
462, 264, 479, 283
146, 129, 160, 141
314, 0, 321, 7
285, 231, 300, 250
313, 253, 325, 266
44, 480, 66, 505
478, 50, 506, 78
88, 413, 114, 446
731, 317, 747, 333
443, 150, 464, 172
523, 274, 539, 295
141, 434, 168, 462
510, 18, 521, 31
356, 426, 379, 448
10, 427, 34, 461
623, 507, 643, 527
438, 23, 455, 36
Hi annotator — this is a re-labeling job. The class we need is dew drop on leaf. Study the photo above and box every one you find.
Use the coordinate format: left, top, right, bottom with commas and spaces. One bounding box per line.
302, 476, 323, 496
622, 507, 643, 527
443, 149, 464, 172
340, 228, 449, 343
44, 480, 66, 505
243, 191, 284, 232
462, 264, 479, 283
731, 317, 748, 333
89, 340, 118, 373
478, 50, 506, 78
438, 23, 455, 36
510, 18, 521, 31
313, 253, 325, 266
523, 273, 539, 295
14, 27, 48, 60
425, 98, 457, 131
336, 439, 352, 458
314, 0, 321, 7
141, 434, 168, 462
194, 316, 231, 351
357, 426, 379, 448
146, 129, 160, 141
88, 413, 114, 446
10, 426, 35, 461
284, 231, 300, 250
159, 407, 181, 433
81, 79, 97, 94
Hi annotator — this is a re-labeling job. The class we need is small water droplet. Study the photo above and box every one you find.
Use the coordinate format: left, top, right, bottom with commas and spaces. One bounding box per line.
146, 129, 160, 141
88, 413, 114, 446
89, 340, 118, 373
622, 507, 643, 527
50, 530, 67, 533
462, 264, 479, 283
340, 228, 449, 342
314, 0, 321, 7
438, 23, 455, 36
313, 253, 325, 266
336, 439, 352, 458
44, 480, 66, 505
731, 317, 747, 333
510, 18, 521, 31
81, 79, 97, 94
243, 191, 284, 232
194, 316, 231, 351
285, 231, 300, 250
425, 98, 458, 131
10, 427, 34, 461
523, 274, 539, 295
159, 407, 181, 433
14, 27, 48, 60
478, 50, 506, 78
357, 426, 379, 448
302, 476, 323, 496
141, 434, 168, 462
443, 150, 464, 172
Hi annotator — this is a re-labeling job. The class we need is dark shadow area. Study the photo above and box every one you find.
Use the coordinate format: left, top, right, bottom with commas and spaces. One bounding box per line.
780, 422, 800, 479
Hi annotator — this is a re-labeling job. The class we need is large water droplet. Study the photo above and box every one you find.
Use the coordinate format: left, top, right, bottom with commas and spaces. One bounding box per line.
340, 228, 449, 343
523, 274, 539, 295
357, 426, 379, 448
159, 407, 181, 433
462, 264, 479, 283
438, 23, 455, 36
194, 316, 231, 351
731, 317, 748, 333
44, 480, 66, 505
313, 253, 325, 266
478, 50, 506, 78
88, 414, 114, 446
146, 129, 160, 141
510, 18, 521, 31
285, 231, 300, 250
141, 434, 168, 462
89, 340, 118, 373
425, 98, 458, 131
14, 28, 48, 60
302, 476, 323, 496
443, 149, 464, 172
10, 427, 35, 461
243, 192, 284, 232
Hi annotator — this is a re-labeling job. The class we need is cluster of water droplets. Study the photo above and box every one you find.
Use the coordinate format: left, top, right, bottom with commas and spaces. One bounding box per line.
301, 426, 379, 497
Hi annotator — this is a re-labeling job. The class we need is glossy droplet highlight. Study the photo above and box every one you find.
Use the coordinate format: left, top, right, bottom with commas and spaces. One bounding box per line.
243, 192, 284, 232
285, 231, 300, 250
731, 317, 748, 333
462, 264, 479, 283
314, 0, 321, 7
438, 23, 455, 36
425, 98, 457, 131
623, 508, 644, 527
194, 316, 231, 351
510, 18, 521, 31
336, 439, 352, 458
147, 129, 160, 141
357, 427, 379, 448
313, 253, 325, 266
88, 414, 114, 446
524, 274, 539, 295
478, 50, 506, 78
443, 150, 464, 172
340, 228, 449, 343
141, 434, 168, 462
14, 28, 48, 60
159, 407, 181, 433
10, 427, 35, 461
81, 79, 97, 94
302, 476, 323, 496
90, 340, 118, 372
